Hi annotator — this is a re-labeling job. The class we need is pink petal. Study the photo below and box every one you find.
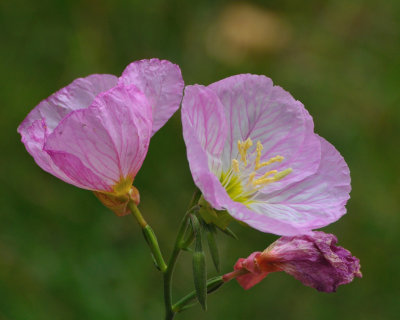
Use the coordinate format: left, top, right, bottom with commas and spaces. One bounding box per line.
119, 58, 184, 136
247, 136, 351, 235
181, 85, 231, 209
208, 74, 321, 189
44, 84, 152, 191
224, 196, 302, 235
17, 74, 118, 180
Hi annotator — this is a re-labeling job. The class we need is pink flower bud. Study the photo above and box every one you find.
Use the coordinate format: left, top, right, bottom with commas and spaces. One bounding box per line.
223, 231, 362, 292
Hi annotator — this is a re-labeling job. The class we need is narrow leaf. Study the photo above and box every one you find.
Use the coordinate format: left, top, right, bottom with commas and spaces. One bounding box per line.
206, 228, 220, 272
190, 214, 202, 252
192, 251, 207, 310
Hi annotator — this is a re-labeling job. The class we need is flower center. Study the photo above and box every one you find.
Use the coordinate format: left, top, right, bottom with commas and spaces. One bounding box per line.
219, 138, 292, 205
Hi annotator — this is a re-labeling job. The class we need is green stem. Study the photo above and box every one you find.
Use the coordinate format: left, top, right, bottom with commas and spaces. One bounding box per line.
128, 200, 148, 228
172, 276, 225, 313
128, 200, 167, 272
164, 189, 201, 320
163, 210, 191, 320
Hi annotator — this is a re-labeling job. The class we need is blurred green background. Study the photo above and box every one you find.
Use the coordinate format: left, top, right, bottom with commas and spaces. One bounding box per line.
1, 0, 399, 319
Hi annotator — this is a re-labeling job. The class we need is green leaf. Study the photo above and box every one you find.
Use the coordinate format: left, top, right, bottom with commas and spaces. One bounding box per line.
206, 226, 220, 272
190, 214, 203, 252
192, 251, 207, 310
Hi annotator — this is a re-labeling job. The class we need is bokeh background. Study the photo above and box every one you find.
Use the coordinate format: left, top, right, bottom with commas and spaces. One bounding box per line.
1, 0, 399, 319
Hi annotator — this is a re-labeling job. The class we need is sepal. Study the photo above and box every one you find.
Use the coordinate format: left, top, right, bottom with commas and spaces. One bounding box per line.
93, 186, 140, 216
198, 197, 233, 230
192, 251, 207, 310
205, 224, 220, 272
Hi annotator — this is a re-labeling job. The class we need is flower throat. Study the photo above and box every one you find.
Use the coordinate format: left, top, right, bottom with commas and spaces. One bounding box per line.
220, 138, 292, 205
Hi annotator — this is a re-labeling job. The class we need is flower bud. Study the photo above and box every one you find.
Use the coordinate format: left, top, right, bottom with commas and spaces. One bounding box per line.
223, 231, 362, 292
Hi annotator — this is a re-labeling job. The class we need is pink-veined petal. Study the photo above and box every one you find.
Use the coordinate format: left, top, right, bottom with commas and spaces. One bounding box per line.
247, 136, 351, 235
208, 74, 321, 189
44, 84, 152, 191
17, 74, 118, 180
182, 85, 231, 209
119, 58, 184, 136
223, 194, 303, 235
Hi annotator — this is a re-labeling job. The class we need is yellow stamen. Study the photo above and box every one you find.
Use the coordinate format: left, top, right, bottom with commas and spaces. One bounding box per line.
253, 170, 278, 186
273, 168, 293, 181
247, 172, 256, 185
255, 141, 263, 170
253, 177, 275, 186
255, 155, 284, 170
238, 138, 253, 166
232, 159, 240, 173
221, 139, 293, 205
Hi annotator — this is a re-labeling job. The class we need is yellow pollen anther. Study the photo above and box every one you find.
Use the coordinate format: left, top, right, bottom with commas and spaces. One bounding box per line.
223, 139, 293, 203
255, 141, 263, 169
255, 154, 285, 170
247, 172, 256, 185
253, 170, 278, 186
238, 138, 253, 166
232, 159, 240, 173
253, 177, 275, 186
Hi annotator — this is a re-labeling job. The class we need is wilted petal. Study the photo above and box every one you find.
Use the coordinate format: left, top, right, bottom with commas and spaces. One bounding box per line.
231, 252, 269, 290
17, 74, 118, 180
250, 136, 351, 235
44, 84, 152, 191
224, 232, 361, 292
119, 58, 184, 135
259, 232, 362, 292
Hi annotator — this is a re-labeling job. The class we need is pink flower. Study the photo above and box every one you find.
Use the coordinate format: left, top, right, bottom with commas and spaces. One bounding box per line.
222, 231, 362, 292
181, 74, 350, 235
18, 59, 184, 215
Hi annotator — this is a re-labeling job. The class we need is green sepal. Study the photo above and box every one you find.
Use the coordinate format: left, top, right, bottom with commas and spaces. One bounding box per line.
217, 225, 239, 240
192, 251, 207, 310
190, 214, 203, 252
205, 225, 220, 272
180, 223, 195, 249
198, 197, 233, 230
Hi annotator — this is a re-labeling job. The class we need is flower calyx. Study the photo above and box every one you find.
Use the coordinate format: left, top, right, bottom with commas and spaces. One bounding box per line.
94, 184, 140, 216
198, 196, 234, 230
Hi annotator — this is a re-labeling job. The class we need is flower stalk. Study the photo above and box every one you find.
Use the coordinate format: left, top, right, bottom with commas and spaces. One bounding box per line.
163, 189, 201, 320
128, 200, 167, 272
